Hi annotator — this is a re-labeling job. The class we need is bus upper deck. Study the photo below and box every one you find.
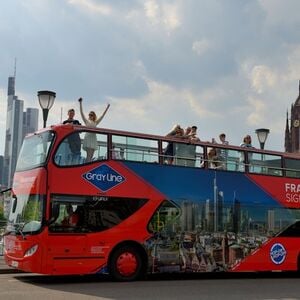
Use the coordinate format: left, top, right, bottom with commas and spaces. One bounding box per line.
18, 123, 300, 179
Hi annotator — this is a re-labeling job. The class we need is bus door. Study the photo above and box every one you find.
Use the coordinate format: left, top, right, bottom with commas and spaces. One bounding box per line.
46, 195, 88, 274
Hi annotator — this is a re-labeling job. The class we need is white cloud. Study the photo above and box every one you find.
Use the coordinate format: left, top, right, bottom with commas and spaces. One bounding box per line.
250, 65, 277, 94
258, 0, 300, 26
246, 96, 266, 126
144, 0, 159, 22
143, 0, 181, 32
107, 78, 215, 136
192, 39, 211, 56
2, 1, 300, 153
67, 0, 112, 15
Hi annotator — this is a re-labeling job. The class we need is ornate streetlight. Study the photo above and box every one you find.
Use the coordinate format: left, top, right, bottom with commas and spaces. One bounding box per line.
255, 128, 270, 150
38, 90, 56, 128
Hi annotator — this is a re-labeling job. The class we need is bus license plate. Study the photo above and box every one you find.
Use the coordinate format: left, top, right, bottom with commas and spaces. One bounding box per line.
11, 261, 18, 268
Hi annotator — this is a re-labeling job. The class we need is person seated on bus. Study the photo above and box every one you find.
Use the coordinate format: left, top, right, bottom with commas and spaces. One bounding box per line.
112, 144, 122, 159
211, 133, 229, 170
61, 204, 79, 227
207, 148, 223, 169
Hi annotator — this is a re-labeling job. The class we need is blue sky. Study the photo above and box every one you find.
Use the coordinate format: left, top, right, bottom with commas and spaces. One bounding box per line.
1, 0, 300, 155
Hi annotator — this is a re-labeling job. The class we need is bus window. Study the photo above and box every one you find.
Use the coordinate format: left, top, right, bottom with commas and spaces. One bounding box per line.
285, 158, 300, 178
249, 153, 282, 176
268, 207, 300, 237
112, 135, 159, 163
49, 195, 148, 233
54, 131, 107, 166
220, 149, 245, 172
162, 141, 203, 168
49, 195, 85, 232
7, 194, 44, 234
16, 131, 55, 171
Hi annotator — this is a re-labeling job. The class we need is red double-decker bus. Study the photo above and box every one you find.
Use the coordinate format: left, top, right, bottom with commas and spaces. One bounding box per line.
3, 124, 300, 280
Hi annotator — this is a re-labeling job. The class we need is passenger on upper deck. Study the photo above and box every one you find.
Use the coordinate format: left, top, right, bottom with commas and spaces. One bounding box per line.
112, 144, 123, 159
240, 135, 253, 149
189, 126, 200, 142
240, 135, 254, 167
219, 133, 229, 146
216, 133, 229, 169
207, 148, 223, 169
78, 97, 110, 162
164, 124, 184, 164
63, 109, 82, 164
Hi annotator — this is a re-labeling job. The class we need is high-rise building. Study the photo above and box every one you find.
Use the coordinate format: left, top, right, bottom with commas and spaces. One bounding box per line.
3, 76, 24, 187
3, 75, 39, 187
285, 81, 300, 152
23, 108, 39, 138
0, 156, 4, 189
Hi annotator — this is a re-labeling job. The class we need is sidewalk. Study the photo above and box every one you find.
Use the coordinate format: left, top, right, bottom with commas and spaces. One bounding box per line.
0, 256, 23, 274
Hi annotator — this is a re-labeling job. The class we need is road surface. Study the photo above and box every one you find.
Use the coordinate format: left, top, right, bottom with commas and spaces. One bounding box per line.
0, 272, 300, 300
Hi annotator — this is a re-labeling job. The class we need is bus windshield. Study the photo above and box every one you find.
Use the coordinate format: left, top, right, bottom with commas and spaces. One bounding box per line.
7, 193, 44, 234
16, 131, 55, 171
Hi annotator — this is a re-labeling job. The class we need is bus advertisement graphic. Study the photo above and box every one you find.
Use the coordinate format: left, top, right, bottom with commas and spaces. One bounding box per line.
270, 243, 287, 265
82, 163, 126, 192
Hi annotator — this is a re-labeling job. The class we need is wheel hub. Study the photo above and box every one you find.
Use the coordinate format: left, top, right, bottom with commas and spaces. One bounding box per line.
116, 251, 138, 277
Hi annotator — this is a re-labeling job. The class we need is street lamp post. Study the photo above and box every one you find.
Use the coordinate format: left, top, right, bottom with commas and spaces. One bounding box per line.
38, 90, 56, 128
255, 128, 270, 150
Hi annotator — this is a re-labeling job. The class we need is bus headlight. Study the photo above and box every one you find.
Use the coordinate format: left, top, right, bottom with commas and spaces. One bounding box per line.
24, 244, 38, 257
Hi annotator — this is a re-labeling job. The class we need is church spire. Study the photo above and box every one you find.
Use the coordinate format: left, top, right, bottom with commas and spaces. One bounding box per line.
295, 80, 300, 106
285, 110, 291, 152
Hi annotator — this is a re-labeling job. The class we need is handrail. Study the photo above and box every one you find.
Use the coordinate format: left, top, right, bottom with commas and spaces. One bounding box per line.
38, 124, 300, 178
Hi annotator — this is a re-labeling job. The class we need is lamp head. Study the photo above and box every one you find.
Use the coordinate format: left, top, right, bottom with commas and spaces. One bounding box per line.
255, 128, 270, 147
38, 90, 56, 110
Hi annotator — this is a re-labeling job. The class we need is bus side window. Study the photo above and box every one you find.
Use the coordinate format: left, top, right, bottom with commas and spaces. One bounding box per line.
285, 158, 300, 178
249, 153, 282, 176
226, 149, 245, 172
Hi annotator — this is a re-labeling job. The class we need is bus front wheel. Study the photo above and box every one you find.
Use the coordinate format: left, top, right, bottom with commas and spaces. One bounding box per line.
109, 245, 144, 281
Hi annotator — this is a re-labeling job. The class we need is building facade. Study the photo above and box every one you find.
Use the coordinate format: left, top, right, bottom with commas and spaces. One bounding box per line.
285, 81, 300, 153
23, 107, 39, 139
0, 156, 4, 189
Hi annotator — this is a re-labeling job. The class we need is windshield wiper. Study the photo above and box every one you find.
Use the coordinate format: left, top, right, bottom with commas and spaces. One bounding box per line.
0, 187, 12, 194
15, 223, 26, 240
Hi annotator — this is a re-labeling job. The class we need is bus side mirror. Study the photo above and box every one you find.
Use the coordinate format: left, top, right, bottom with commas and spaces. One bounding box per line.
12, 195, 17, 213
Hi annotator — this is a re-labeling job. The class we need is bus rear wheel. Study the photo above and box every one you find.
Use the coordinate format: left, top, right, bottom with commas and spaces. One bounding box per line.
109, 245, 144, 281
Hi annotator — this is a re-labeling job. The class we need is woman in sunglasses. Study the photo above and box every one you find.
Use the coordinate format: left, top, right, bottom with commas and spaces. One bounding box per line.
79, 97, 110, 162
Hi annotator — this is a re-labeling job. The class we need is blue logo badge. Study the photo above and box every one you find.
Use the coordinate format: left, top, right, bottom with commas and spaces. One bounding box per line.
82, 164, 125, 192
270, 243, 286, 265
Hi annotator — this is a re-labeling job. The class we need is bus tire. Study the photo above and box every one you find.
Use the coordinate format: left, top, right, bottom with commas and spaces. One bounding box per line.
109, 245, 144, 281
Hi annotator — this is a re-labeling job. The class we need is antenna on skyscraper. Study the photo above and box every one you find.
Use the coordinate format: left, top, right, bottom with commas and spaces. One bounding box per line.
14, 57, 17, 78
